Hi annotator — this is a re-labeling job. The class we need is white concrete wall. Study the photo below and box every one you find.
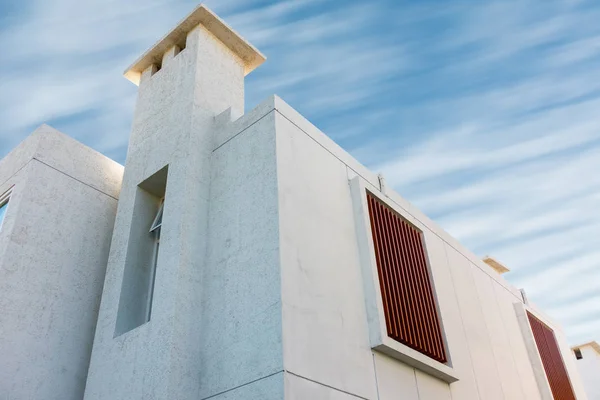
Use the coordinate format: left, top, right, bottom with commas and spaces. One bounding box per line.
555, 327, 589, 399
84, 37, 200, 397
575, 346, 600, 400
84, 23, 280, 400
0, 125, 123, 400
198, 104, 282, 399
271, 95, 583, 399
275, 105, 378, 399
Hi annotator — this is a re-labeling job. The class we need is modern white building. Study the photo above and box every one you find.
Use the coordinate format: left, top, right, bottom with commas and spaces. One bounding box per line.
0, 126, 123, 399
0, 4, 591, 400
572, 342, 600, 400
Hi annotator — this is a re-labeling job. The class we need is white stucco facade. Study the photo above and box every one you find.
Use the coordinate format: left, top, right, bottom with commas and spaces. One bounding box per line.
0, 4, 593, 400
0, 125, 123, 400
572, 342, 600, 400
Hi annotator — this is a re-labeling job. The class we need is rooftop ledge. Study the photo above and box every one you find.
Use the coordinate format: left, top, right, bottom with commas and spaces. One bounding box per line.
124, 4, 266, 85
572, 341, 600, 354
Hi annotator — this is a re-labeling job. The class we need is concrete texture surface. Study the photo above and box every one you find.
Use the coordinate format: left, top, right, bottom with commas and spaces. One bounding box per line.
84, 15, 280, 400
0, 126, 123, 400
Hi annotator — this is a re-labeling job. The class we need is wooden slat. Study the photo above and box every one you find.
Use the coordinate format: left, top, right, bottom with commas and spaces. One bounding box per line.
527, 312, 576, 400
367, 192, 447, 364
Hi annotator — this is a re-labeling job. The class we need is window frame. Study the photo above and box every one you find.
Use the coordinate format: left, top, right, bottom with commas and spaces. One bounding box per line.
149, 201, 164, 233
349, 177, 458, 383
145, 199, 164, 322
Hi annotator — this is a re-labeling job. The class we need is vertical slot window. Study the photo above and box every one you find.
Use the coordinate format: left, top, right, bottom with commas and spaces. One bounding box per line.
146, 200, 163, 322
115, 166, 168, 336
0, 188, 11, 231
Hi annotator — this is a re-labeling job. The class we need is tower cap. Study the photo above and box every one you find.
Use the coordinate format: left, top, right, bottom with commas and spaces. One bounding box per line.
124, 4, 266, 85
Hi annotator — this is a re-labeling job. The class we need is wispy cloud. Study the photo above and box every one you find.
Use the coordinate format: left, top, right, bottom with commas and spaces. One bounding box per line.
362, 0, 600, 344
1, 0, 598, 344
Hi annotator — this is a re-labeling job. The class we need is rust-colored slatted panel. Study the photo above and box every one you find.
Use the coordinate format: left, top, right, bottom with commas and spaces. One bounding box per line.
527, 312, 576, 400
366, 192, 447, 364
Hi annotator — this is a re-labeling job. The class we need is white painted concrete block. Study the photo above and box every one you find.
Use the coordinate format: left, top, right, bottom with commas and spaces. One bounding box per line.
373, 352, 419, 400
0, 131, 122, 400
445, 245, 505, 400
415, 369, 452, 400
575, 344, 600, 400
277, 111, 378, 400
472, 267, 526, 399
421, 230, 481, 400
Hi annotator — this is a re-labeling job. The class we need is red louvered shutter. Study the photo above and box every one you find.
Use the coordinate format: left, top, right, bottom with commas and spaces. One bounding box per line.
527, 312, 576, 400
366, 192, 447, 364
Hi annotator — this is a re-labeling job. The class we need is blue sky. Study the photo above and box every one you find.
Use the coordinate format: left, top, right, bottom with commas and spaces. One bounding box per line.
1, 0, 599, 345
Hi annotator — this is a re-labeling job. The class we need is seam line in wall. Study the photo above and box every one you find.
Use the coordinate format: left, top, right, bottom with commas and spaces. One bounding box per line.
492, 283, 528, 399
275, 109, 372, 188
285, 370, 370, 399
0, 158, 33, 189
443, 244, 483, 400
212, 109, 275, 152
413, 369, 422, 400
275, 108, 521, 302
32, 158, 119, 200
200, 370, 284, 400
469, 267, 507, 400
371, 353, 382, 400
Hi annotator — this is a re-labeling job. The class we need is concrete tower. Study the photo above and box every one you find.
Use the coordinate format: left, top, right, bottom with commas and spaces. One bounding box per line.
84, 6, 267, 399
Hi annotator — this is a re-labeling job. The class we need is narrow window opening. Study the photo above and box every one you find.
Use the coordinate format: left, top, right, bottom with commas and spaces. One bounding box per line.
145, 200, 163, 322
0, 188, 12, 231
574, 349, 583, 360
115, 166, 168, 337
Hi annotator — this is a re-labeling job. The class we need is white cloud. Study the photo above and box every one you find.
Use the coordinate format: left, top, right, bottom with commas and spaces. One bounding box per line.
1, 0, 598, 345
359, 1, 600, 344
